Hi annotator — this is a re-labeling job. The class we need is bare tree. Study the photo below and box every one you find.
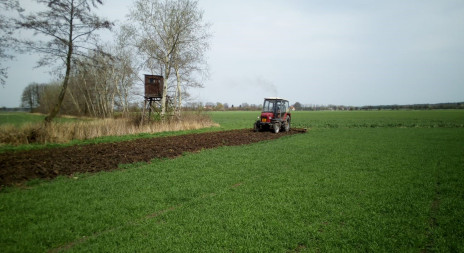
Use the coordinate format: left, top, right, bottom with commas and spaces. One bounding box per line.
170, 1, 210, 115
127, 0, 210, 117
64, 38, 137, 119
21, 82, 43, 112
0, 0, 22, 86
111, 29, 139, 116
68, 51, 116, 118
36, 81, 62, 114
293, 102, 303, 111
172, 40, 209, 116
18, 0, 112, 123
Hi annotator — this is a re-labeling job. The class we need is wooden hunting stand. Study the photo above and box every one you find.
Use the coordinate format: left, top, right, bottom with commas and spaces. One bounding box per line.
141, 75, 163, 124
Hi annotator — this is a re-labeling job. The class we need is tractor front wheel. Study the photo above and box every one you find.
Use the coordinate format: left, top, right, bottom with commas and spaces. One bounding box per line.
253, 122, 259, 132
273, 122, 280, 134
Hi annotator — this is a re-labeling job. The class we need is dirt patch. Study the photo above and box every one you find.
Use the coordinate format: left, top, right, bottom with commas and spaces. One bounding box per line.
0, 128, 306, 187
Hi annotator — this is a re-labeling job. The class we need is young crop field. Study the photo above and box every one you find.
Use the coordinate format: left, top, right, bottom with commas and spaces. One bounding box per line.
209, 109, 464, 129
0, 112, 82, 126
0, 110, 463, 252
0, 112, 50, 126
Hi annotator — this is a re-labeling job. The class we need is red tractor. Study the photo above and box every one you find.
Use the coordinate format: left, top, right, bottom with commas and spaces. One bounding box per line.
254, 97, 291, 133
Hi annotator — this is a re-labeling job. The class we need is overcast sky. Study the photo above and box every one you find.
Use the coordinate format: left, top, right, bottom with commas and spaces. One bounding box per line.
1, 0, 464, 107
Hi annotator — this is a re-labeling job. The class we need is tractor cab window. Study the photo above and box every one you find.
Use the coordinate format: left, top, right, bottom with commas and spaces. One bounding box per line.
263, 100, 274, 112
276, 101, 282, 117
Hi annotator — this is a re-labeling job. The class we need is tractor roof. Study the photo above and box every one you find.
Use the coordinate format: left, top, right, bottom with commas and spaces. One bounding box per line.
264, 97, 287, 101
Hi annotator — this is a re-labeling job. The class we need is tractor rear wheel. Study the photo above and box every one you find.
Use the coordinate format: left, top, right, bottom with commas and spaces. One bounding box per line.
284, 118, 290, 132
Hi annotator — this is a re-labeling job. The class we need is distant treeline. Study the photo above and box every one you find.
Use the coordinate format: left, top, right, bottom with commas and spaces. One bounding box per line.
0, 107, 29, 112
293, 102, 464, 111
4, 101, 463, 113
184, 101, 464, 111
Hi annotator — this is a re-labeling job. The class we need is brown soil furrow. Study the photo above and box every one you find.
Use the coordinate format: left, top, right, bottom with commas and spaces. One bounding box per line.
1, 128, 306, 187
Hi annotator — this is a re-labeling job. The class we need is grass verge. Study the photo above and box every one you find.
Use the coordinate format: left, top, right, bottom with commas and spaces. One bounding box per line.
0, 113, 219, 152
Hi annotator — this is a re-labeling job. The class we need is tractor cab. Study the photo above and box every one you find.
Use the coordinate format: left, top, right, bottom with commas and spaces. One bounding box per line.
254, 97, 291, 133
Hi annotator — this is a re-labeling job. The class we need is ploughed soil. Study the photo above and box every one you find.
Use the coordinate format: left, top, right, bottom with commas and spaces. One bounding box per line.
0, 128, 306, 187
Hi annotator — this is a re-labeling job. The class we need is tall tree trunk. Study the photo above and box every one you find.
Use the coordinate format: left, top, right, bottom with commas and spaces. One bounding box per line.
45, 4, 73, 124
45, 45, 72, 123
175, 65, 182, 117
160, 58, 170, 116
67, 87, 82, 115
160, 77, 168, 116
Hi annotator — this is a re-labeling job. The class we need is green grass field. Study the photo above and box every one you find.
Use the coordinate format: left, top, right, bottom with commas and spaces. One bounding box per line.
209, 110, 464, 129
0, 112, 46, 126
0, 112, 83, 126
1, 110, 463, 252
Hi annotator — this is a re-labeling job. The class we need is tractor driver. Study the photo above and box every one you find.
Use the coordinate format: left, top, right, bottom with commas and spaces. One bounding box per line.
276, 101, 281, 118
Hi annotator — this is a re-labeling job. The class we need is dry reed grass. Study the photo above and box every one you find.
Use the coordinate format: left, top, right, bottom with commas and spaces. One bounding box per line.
0, 113, 219, 145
